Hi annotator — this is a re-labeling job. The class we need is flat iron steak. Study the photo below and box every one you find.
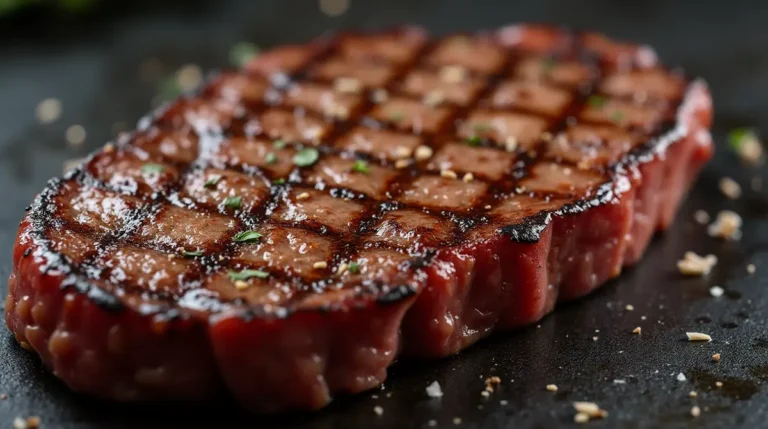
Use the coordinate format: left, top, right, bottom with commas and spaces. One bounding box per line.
6, 24, 713, 412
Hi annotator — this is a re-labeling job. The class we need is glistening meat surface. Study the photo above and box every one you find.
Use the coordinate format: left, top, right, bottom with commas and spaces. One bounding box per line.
5, 24, 713, 412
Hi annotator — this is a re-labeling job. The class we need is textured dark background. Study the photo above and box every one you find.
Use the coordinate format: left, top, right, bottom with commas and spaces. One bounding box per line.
1, 1, 768, 428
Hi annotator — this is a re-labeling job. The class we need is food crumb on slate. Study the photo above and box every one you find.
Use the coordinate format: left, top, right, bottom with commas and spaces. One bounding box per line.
719, 177, 741, 199
708, 210, 742, 240
426, 381, 443, 398
686, 332, 713, 342
677, 252, 717, 276
712, 353, 721, 362
710, 286, 724, 297
632, 327, 642, 334
546, 384, 558, 392
373, 405, 384, 416
691, 405, 701, 417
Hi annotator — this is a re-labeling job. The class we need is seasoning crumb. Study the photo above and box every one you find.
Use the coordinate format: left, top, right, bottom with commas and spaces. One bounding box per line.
712, 353, 721, 362
694, 210, 710, 224
441, 169, 458, 180
415, 145, 434, 161
677, 251, 717, 276
485, 376, 501, 392
334, 76, 362, 94
689, 391, 698, 398
440, 65, 467, 83
572, 401, 608, 422
625, 304, 634, 311
546, 384, 558, 392
462, 173, 474, 183
313, 261, 328, 269
234, 280, 250, 291
373, 405, 383, 416
747, 264, 756, 274
710, 286, 724, 298
592, 336, 598, 341
686, 332, 713, 342
394, 159, 410, 169
66, 124, 87, 147
485, 205, 492, 210
393, 146, 412, 159
632, 327, 642, 334
296, 192, 311, 201
337, 263, 348, 275
716, 381, 723, 388
504, 136, 519, 152
452, 417, 462, 425
677, 372, 687, 382
423, 90, 445, 107
691, 405, 701, 418
480, 390, 490, 398
426, 381, 443, 398
719, 177, 742, 199
574, 413, 590, 424
36, 98, 62, 124
708, 210, 742, 241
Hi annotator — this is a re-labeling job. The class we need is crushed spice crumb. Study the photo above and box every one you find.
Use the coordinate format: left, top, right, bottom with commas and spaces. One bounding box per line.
719, 177, 742, 199
632, 327, 642, 334
677, 252, 717, 276
712, 353, 721, 362
708, 210, 742, 240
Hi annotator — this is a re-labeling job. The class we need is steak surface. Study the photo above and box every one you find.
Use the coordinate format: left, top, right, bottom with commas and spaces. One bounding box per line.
6, 24, 713, 412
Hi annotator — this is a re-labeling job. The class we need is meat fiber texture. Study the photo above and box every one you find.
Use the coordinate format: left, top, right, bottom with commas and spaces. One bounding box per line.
5, 24, 713, 412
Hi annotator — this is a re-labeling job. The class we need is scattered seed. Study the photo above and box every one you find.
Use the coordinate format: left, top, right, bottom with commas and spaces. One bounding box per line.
716, 381, 723, 387
719, 177, 742, 199
441, 169, 458, 179
66, 124, 87, 146
632, 327, 642, 334
296, 192, 311, 201
426, 381, 443, 398
546, 384, 558, 392
747, 264, 756, 274
677, 252, 718, 276
462, 173, 474, 183
573, 402, 601, 415
677, 372, 687, 382
689, 391, 698, 398
313, 261, 328, 269
480, 390, 490, 398
694, 210, 710, 224
36, 98, 62, 124
691, 405, 701, 418
504, 136, 519, 152
708, 210, 742, 240
234, 280, 250, 291
337, 263, 348, 275
452, 417, 462, 425
686, 332, 713, 342
440, 65, 467, 83
710, 286, 724, 298
625, 304, 634, 311
712, 353, 721, 362
373, 405, 384, 416
334, 76, 362, 94
415, 145, 434, 161
484, 205, 492, 210
394, 159, 410, 169
574, 413, 590, 424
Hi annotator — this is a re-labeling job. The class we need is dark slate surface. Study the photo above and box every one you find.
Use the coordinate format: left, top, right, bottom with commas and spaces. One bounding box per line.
1, 1, 767, 427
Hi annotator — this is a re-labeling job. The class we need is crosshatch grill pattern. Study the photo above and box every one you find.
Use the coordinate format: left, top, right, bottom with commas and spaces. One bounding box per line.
24, 25, 689, 317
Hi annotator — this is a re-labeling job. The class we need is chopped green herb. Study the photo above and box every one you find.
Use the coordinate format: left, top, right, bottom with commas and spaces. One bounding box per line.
181, 249, 204, 257
473, 123, 492, 133
611, 110, 625, 123
293, 148, 320, 167
224, 195, 242, 210
728, 128, 756, 151
228, 269, 269, 281
587, 95, 606, 108
273, 178, 286, 185
265, 152, 277, 165
142, 163, 165, 174
541, 56, 556, 74
352, 159, 370, 174
466, 135, 482, 146
348, 261, 361, 273
233, 230, 263, 243
229, 42, 260, 68
273, 139, 287, 149
204, 175, 222, 188
389, 111, 405, 122
157, 76, 182, 102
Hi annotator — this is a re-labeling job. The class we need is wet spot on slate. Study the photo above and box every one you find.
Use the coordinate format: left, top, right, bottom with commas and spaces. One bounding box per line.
726, 290, 743, 300
689, 368, 761, 401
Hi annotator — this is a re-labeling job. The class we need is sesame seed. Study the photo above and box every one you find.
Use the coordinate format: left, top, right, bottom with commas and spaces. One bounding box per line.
395, 159, 410, 169
713, 353, 721, 362
313, 261, 328, 269
440, 65, 467, 83
625, 304, 634, 311
484, 205, 492, 209
373, 405, 384, 416
462, 173, 474, 183
632, 327, 642, 334
689, 391, 697, 397
686, 332, 713, 342
504, 136, 518, 152
296, 192, 311, 201
393, 146, 413, 159
415, 145, 433, 161
234, 280, 250, 291
546, 384, 558, 392
574, 413, 590, 424
66, 125, 87, 147
337, 263, 348, 275
452, 417, 462, 425
480, 390, 490, 397
716, 381, 723, 387
747, 264, 756, 274
694, 210, 710, 224
710, 286, 724, 297
441, 169, 458, 179
573, 402, 600, 415
691, 406, 701, 418
719, 177, 742, 199
36, 98, 62, 124
334, 76, 362, 94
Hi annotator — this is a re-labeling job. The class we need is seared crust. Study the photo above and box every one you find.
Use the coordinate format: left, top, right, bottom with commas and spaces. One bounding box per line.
6, 24, 713, 411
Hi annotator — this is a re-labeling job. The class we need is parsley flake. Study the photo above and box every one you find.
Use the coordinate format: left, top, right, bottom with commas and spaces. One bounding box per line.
587, 95, 606, 108
273, 139, 287, 149
181, 249, 204, 257
728, 128, 756, 151
204, 175, 222, 188
265, 152, 277, 165
142, 163, 165, 174
466, 135, 482, 146
352, 159, 370, 174
293, 148, 319, 167
233, 230, 263, 243
348, 261, 361, 273
228, 269, 269, 281
273, 178, 286, 185
224, 195, 242, 210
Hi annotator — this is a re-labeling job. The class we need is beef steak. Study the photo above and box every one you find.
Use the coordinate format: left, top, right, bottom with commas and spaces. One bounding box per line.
6, 24, 713, 412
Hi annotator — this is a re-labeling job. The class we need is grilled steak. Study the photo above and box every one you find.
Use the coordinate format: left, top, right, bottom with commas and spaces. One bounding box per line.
6, 24, 713, 412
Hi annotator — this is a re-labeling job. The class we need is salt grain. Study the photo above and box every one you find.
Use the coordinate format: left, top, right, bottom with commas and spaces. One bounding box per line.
426, 381, 443, 398
677, 372, 687, 382
709, 286, 724, 298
